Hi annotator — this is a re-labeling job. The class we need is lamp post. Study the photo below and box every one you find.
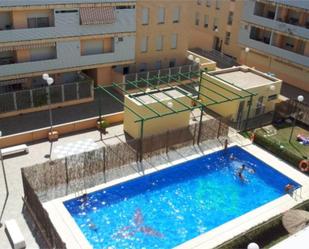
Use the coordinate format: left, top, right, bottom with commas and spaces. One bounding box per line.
42, 74, 55, 158
289, 95, 304, 143
244, 47, 250, 66
0, 131, 9, 228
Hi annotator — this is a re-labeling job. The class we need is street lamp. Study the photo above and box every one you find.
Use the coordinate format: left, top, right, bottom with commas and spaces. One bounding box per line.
244, 47, 250, 66
42, 74, 55, 158
0, 131, 9, 228
289, 95, 304, 143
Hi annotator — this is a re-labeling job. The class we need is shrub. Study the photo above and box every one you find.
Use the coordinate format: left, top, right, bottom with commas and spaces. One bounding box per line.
254, 132, 304, 168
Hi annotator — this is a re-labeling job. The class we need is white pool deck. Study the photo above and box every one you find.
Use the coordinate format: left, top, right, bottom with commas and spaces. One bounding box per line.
270, 225, 309, 249
43, 135, 309, 249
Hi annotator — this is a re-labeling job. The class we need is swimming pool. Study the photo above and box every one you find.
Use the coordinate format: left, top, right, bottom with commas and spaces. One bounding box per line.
64, 146, 300, 249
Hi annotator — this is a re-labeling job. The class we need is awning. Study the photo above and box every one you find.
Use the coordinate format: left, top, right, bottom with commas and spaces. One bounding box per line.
0, 42, 56, 52
80, 7, 116, 25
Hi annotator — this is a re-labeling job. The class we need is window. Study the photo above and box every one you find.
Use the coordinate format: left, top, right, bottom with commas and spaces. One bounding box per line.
30, 47, 56, 61
171, 33, 178, 49
213, 17, 219, 31
157, 7, 165, 24
227, 11, 234, 25
156, 35, 163, 51
27, 17, 49, 28
216, 0, 220, 10
82, 40, 104, 56
197, 0, 202, 5
172, 6, 180, 23
204, 15, 209, 28
206, 0, 211, 7
155, 60, 162, 70
195, 12, 200, 26
142, 8, 149, 25
141, 36, 148, 53
268, 94, 277, 101
224, 32, 231, 45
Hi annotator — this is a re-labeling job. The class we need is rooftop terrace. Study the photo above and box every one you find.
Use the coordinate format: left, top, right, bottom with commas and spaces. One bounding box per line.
210, 66, 279, 89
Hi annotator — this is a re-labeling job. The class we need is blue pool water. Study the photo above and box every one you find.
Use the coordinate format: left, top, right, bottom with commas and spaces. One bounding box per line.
64, 146, 300, 249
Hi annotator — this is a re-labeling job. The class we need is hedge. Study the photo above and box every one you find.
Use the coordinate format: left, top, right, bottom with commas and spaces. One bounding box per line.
253, 132, 305, 169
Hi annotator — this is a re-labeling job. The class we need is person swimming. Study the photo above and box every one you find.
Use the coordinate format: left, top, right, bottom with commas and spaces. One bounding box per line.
285, 184, 294, 194
237, 165, 245, 181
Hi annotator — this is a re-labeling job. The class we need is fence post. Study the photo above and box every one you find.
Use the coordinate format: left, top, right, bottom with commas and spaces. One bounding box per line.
217, 119, 222, 138
61, 84, 65, 102
13, 92, 18, 110
65, 157, 69, 194
103, 147, 106, 183
197, 106, 204, 145
166, 130, 169, 154
139, 120, 144, 163
76, 82, 80, 100
29, 89, 34, 108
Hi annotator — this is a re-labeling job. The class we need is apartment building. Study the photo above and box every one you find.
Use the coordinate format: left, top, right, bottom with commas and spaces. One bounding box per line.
133, 0, 191, 72
0, 0, 194, 118
1, 0, 308, 119
190, 0, 309, 92
239, 0, 309, 92
190, 0, 244, 61
0, 0, 136, 117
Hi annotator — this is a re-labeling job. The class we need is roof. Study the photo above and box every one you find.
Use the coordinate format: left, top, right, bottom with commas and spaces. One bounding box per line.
0, 0, 134, 7
211, 67, 278, 89
130, 88, 189, 105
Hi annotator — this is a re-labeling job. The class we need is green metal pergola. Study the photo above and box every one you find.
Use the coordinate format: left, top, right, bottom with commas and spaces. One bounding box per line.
95, 68, 256, 160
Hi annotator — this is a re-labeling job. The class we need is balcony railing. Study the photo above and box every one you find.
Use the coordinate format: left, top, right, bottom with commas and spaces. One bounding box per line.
124, 64, 200, 90
0, 79, 93, 114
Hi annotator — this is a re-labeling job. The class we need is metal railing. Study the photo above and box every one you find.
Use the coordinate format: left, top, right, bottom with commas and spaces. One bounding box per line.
124, 64, 200, 90
0, 80, 93, 114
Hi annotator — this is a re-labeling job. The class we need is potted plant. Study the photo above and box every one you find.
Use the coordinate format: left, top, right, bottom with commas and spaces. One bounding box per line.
97, 119, 109, 134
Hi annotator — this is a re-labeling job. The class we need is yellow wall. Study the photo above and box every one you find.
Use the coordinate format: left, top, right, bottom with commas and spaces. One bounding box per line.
104, 37, 113, 53
189, 0, 243, 60
134, 0, 191, 71
200, 68, 282, 122
242, 49, 309, 92
96, 66, 112, 86
124, 90, 191, 138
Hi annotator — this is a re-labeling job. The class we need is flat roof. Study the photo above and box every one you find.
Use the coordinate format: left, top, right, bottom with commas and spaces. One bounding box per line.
131, 88, 188, 105
213, 69, 277, 89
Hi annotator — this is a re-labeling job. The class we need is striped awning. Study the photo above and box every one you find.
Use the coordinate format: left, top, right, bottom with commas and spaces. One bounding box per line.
80, 7, 116, 25
0, 42, 56, 52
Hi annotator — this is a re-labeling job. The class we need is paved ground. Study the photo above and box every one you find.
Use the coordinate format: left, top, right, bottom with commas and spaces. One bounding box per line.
0, 88, 123, 136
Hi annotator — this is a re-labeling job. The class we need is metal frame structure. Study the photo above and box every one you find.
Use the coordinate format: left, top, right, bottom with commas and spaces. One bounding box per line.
96, 68, 256, 160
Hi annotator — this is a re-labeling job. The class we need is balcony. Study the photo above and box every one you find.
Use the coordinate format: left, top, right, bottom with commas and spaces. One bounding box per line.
254, 1, 276, 20
239, 26, 309, 67
0, 72, 93, 115
249, 27, 271, 45
0, 36, 135, 78
242, 1, 309, 40
0, 9, 136, 43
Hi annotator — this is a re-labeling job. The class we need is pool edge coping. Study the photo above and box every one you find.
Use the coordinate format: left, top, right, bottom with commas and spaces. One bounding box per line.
43, 140, 309, 249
